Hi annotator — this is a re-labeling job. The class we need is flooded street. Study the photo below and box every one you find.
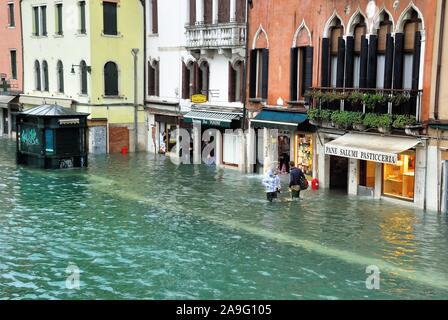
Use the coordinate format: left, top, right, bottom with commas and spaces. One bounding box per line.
1, 137, 448, 299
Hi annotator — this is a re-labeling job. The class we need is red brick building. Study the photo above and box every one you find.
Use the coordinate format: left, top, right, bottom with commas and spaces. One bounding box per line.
246, 0, 437, 208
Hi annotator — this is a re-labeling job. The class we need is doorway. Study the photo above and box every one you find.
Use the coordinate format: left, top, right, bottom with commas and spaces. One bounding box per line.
330, 155, 348, 190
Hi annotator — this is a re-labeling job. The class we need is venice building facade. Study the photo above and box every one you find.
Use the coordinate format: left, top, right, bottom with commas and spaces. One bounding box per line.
0, 0, 23, 138
145, 0, 248, 170
245, 0, 440, 210
20, 0, 145, 154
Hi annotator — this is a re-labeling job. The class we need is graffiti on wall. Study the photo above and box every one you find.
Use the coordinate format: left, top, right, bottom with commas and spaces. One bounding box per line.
21, 128, 39, 146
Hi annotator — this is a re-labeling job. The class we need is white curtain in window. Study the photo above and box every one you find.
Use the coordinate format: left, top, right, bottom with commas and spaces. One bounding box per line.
353, 56, 361, 88
376, 55, 386, 89
402, 54, 413, 89
330, 56, 338, 87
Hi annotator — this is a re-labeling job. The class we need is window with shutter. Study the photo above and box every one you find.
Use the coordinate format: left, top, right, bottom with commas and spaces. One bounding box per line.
236, 0, 246, 23
199, 62, 210, 98
33, 7, 39, 36
42, 60, 49, 91
103, 2, 118, 35
104, 62, 119, 96
57, 61, 64, 93
10, 51, 17, 80
8, 3, 15, 27
204, 0, 213, 24
148, 62, 155, 96
152, 0, 158, 34
182, 62, 190, 99
80, 60, 88, 94
189, 0, 196, 25
79, 1, 87, 34
353, 24, 365, 88
218, 0, 230, 23
41, 6, 47, 36
35, 61, 41, 91
56, 3, 63, 35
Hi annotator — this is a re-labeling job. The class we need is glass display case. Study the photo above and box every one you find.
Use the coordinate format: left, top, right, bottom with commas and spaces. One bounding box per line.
383, 151, 415, 201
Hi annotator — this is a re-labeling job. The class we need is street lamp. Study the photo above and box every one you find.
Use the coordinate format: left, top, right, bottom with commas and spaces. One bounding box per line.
131, 48, 139, 153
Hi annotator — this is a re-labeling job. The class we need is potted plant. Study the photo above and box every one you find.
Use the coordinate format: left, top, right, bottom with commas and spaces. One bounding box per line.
393, 115, 416, 129
390, 93, 410, 106
347, 92, 364, 107
331, 111, 352, 130
376, 114, 393, 134
320, 109, 333, 127
363, 93, 387, 110
307, 108, 321, 126
352, 112, 366, 131
363, 113, 378, 129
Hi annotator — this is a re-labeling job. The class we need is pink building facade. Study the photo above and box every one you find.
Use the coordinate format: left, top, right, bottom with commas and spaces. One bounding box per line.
0, 0, 22, 136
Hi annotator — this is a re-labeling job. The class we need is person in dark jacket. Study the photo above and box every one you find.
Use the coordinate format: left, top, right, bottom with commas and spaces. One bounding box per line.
289, 161, 305, 199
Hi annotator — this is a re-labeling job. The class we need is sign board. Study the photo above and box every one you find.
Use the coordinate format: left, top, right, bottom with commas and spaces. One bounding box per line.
191, 94, 207, 104
324, 144, 398, 165
192, 119, 231, 128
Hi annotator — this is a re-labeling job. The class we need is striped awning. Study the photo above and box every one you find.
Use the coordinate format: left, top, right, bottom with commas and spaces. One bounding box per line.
183, 111, 241, 128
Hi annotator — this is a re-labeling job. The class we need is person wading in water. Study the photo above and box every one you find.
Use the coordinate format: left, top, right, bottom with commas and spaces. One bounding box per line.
262, 169, 281, 202
289, 161, 306, 200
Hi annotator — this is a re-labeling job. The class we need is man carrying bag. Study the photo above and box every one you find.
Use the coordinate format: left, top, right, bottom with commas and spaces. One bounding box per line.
289, 161, 308, 200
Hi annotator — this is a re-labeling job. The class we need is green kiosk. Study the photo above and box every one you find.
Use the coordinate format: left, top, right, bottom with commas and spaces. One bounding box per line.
16, 104, 89, 169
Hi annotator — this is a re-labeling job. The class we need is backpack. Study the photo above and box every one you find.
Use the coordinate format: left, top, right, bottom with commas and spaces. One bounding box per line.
299, 175, 309, 190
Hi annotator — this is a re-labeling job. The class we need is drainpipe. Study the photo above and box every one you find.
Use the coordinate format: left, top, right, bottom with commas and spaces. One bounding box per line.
434, 0, 446, 120
240, 0, 252, 173
140, 0, 147, 146
131, 48, 139, 152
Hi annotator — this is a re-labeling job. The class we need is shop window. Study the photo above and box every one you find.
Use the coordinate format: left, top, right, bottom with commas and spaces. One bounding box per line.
359, 160, 376, 188
295, 134, 313, 177
103, 1, 118, 35
383, 151, 415, 201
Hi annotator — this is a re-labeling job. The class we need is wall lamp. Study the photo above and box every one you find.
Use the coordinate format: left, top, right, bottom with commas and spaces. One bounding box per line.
71, 64, 92, 74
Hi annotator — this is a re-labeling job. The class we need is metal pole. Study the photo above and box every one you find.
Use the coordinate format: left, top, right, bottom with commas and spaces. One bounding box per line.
132, 48, 139, 152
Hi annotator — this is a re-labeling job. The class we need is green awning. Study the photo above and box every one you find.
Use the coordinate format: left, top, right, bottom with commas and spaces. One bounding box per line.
251, 110, 308, 129
430, 124, 448, 130
183, 110, 241, 128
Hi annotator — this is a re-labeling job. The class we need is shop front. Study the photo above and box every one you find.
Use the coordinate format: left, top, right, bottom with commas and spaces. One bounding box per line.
321, 133, 424, 206
183, 106, 242, 168
250, 109, 315, 176
0, 95, 19, 137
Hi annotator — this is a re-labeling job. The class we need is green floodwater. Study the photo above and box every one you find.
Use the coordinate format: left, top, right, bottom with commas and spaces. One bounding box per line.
1, 137, 448, 300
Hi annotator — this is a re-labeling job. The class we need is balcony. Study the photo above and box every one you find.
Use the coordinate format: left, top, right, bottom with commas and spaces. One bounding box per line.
306, 87, 423, 135
185, 22, 246, 50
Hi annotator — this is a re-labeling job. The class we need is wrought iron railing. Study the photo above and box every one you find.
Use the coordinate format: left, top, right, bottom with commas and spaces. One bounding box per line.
307, 87, 423, 121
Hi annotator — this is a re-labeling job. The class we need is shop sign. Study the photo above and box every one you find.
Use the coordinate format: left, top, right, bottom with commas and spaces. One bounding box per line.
192, 119, 231, 128
325, 144, 398, 165
191, 94, 207, 104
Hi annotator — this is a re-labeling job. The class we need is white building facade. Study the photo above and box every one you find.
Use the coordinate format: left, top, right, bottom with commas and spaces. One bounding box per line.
146, 0, 247, 169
